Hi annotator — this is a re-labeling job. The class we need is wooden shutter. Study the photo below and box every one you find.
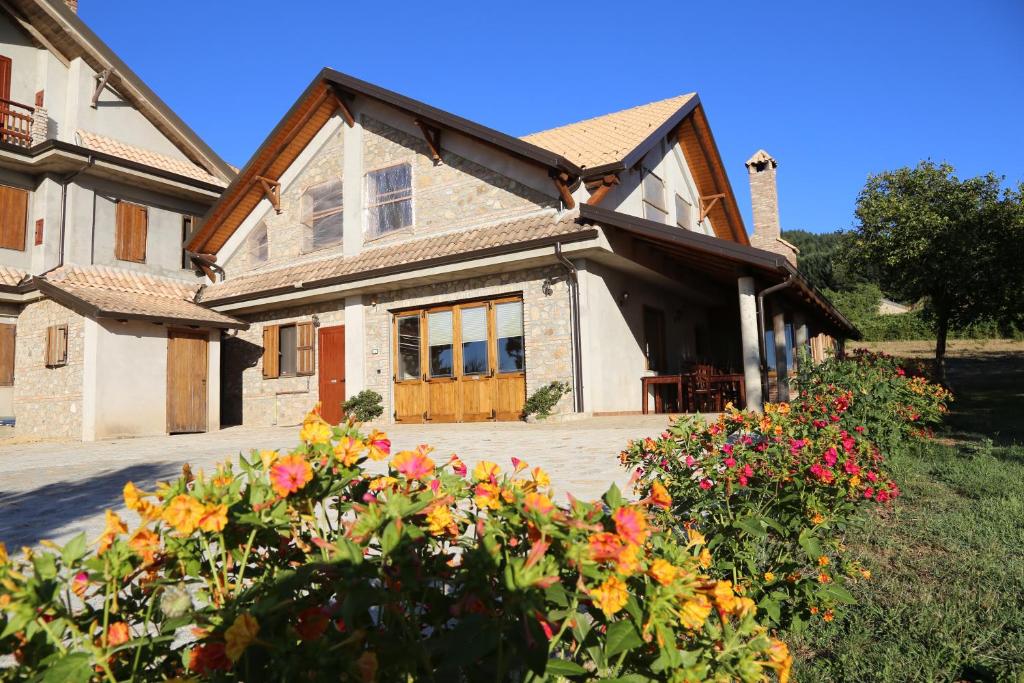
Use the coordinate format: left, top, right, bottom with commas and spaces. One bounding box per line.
0, 323, 14, 386
262, 325, 279, 378
0, 185, 28, 251
44, 324, 67, 367
296, 321, 315, 376
115, 201, 148, 262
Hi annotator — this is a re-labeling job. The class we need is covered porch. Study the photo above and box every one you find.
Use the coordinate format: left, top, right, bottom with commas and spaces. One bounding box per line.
577, 204, 857, 414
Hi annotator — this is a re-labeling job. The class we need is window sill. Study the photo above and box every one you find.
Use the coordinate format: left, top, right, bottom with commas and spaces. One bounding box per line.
364, 226, 414, 245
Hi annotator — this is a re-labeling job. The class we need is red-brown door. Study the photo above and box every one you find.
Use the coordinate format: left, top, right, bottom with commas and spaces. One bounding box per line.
318, 325, 346, 424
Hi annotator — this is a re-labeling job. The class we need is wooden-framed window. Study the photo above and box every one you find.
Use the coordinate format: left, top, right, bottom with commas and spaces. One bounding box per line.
495, 300, 524, 373
0, 184, 28, 251
181, 215, 199, 269
44, 324, 68, 368
395, 313, 421, 381
642, 168, 667, 223
674, 193, 693, 230
115, 200, 148, 263
366, 162, 412, 238
262, 321, 314, 378
249, 221, 268, 265
300, 179, 343, 252
0, 323, 14, 386
642, 306, 666, 372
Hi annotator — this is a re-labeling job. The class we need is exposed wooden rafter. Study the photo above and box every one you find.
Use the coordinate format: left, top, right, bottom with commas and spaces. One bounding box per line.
91, 68, 113, 108
699, 193, 726, 222
329, 88, 356, 127
551, 171, 576, 209
585, 174, 620, 206
413, 119, 443, 165
255, 176, 282, 214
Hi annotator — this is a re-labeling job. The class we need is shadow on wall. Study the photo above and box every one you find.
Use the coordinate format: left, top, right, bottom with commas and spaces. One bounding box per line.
0, 462, 179, 548
220, 335, 264, 426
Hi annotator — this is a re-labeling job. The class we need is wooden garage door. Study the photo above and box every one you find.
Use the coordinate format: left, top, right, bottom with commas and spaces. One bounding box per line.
392, 296, 525, 423
167, 330, 208, 433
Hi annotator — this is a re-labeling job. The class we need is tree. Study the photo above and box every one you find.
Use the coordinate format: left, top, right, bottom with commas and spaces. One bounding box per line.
845, 161, 1024, 375
782, 230, 873, 292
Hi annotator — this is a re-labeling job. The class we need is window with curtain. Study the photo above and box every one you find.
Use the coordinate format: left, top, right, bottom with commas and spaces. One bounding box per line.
300, 179, 343, 252
495, 301, 524, 373
279, 324, 297, 377
249, 221, 268, 264
427, 310, 453, 377
397, 314, 421, 380
674, 194, 693, 230
366, 163, 412, 237
460, 306, 488, 375
642, 168, 667, 222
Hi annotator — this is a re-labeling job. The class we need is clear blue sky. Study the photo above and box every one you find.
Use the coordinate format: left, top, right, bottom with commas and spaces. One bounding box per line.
80, 0, 1023, 234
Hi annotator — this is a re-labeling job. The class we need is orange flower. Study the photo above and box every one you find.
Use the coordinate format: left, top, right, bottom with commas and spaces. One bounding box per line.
817, 572, 831, 584
687, 528, 706, 547
369, 476, 398, 492
366, 430, 391, 461
615, 542, 641, 576
473, 482, 501, 510
523, 492, 554, 516
334, 437, 365, 467
128, 527, 160, 564
588, 532, 624, 562
531, 466, 551, 489
734, 596, 758, 618
425, 506, 453, 536
648, 480, 671, 509
648, 559, 678, 585
612, 506, 649, 546
163, 495, 205, 535
198, 503, 228, 533
105, 621, 130, 648
823, 609, 835, 622
679, 594, 712, 629
299, 410, 332, 445
270, 454, 314, 498
473, 460, 501, 482
763, 571, 776, 583
589, 575, 629, 617
224, 612, 259, 662
767, 639, 793, 683
711, 580, 737, 612
392, 446, 435, 480
97, 510, 127, 555
698, 547, 712, 569
817, 555, 830, 567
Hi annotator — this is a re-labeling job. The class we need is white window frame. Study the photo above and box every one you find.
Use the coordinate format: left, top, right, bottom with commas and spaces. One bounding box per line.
674, 193, 694, 231
300, 179, 344, 253
641, 167, 667, 222
364, 161, 414, 240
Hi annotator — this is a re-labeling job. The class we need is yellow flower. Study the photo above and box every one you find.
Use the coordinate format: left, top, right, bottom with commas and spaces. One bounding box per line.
369, 476, 398, 492
198, 503, 228, 533
259, 449, 279, 470
0, 542, 7, 566
97, 510, 127, 555
162, 495, 205, 535
531, 467, 550, 489
589, 575, 629, 617
687, 528, 706, 547
809, 512, 825, 525
679, 594, 712, 629
473, 460, 501, 482
523, 492, 554, 516
711, 580, 738, 612
734, 596, 758, 618
123, 482, 143, 511
474, 482, 501, 510
860, 568, 872, 580
698, 547, 712, 569
763, 571, 776, 583
299, 414, 332, 445
767, 639, 793, 683
425, 506, 453, 536
615, 543, 642, 576
648, 558, 678, 586
128, 527, 160, 564
334, 437, 365, 467
818, 555, 830, 567
224, 612, 259, 662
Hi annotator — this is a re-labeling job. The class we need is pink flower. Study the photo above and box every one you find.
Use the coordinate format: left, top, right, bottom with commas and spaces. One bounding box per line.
738, 475, 749, 486
823, 448, 838, 466
743, 464, 754, 477
843, 460, 861, 476
392, 446, 435, 480
864, 487, 875, 498
721, 443, 734, 455
866, 471, 878, 482
270, 454, 313, 497
724, 457, 736, 468
897, 368, 906, 376
699, 479, 713, 490
447, 455, 467, 478
685, 455, 696, 467
855, 426, 865, 433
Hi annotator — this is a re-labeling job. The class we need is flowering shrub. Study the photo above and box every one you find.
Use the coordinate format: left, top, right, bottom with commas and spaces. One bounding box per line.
622, 399, 899, 629
0, 407, 792, 682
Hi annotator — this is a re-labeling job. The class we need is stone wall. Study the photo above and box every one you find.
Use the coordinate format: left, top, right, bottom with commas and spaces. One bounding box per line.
224, 300, 345, 427
13, 298, 84, 439
364, 265, 575, 421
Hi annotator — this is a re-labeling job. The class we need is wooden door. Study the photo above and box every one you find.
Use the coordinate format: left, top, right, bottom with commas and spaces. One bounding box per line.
167, 330, 208, 433
393, 312, 427, 422
318, 325, 346, 424
457, 303, 495, 421
424, 308, 457, 422
493, 298, 526, 420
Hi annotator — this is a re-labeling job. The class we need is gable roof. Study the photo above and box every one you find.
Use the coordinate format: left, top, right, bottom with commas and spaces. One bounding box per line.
521, 94, 697, 172
35, 265, 247, 329
1, 0, 233, 182
186, 69, 584, 256
76, 130, 225, 186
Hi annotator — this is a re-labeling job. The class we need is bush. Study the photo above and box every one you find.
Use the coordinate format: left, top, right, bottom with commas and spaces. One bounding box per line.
522, 381, 571, 420
341, 389, 384, 422
0, 408, 791, 682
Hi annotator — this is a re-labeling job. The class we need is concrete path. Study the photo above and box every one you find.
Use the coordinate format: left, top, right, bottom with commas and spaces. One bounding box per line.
0, 415, 676, 550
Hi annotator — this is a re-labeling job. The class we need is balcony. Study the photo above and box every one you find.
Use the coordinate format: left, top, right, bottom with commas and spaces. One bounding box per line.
0, 98, 42, 147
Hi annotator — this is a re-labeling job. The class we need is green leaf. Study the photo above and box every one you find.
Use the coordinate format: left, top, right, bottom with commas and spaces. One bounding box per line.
37, 652, 93, 683
544, 659, 587, 676
820, 584, 857, 605
603, 484, 623, 510
60, 533, 87, 566
604, 619, 642, 658
798, 528, 823, 561
32, 553, 57, 581
734, 516, 767, 537
380, 520, 401, 556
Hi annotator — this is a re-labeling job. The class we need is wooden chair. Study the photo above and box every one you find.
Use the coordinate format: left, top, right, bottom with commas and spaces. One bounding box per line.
690, 364, 724, 413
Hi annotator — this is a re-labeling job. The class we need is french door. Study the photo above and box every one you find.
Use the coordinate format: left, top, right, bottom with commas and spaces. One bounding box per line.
393, 296, 525, 423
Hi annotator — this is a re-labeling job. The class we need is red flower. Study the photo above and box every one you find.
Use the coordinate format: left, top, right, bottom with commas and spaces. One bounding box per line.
295, 607, 330, 642
189, 642, 231, 675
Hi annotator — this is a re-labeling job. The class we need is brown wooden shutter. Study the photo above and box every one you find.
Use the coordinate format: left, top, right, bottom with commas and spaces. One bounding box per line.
262, 325, 280, 378
0, 323, 14, 386
296, 321, 315, 376
115, 201, 148, 262
44, 324, 68, 367
0, 185, 28, 251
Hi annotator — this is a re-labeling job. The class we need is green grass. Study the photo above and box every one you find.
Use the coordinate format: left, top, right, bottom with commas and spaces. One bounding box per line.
793, 343, 1024, 682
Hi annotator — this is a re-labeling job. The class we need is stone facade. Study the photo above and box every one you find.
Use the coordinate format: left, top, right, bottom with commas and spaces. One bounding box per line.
223, 300, 345, 427
363, 265, 575, 421
13, 299, 85, 439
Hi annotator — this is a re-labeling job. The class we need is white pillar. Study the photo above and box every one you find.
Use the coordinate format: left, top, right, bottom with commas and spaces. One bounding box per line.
344, 295, 365, 399
773, 309, 789, 402
737, 276, 762, 411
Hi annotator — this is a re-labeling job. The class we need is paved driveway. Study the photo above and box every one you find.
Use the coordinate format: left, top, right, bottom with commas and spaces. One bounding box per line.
0, 415, 675, 550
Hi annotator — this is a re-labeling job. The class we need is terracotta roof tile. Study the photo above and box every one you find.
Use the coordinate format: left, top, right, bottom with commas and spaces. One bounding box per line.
0, 265, 29, 288
201, 210, 592, 303
520, 94, 696, 170
76, 130, 226, 186
41, 265, 245, 328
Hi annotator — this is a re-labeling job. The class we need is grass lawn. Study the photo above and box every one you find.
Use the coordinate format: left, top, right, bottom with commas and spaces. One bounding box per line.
792, 340, 1024, 682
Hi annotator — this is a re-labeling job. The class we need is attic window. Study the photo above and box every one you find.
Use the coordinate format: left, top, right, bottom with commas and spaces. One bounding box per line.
674, 194, 693, 231
300, 180, 343, 252
249, 221, 268, 264
642, 168, 667, 223
366, 163, 412, 238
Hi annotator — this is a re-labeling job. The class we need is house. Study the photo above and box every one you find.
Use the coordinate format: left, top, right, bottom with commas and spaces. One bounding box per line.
187, 69, 856, 427
0, 0, 244, 441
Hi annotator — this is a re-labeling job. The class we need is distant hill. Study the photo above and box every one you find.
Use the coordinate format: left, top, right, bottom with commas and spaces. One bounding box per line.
780, 230, 870, 292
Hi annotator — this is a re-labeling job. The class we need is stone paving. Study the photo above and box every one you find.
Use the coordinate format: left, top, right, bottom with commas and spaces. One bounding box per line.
0, 415, 678, 550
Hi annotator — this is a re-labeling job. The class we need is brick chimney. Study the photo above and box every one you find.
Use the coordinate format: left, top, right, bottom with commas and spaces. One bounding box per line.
65, 0, 77, 13
746, 149, 798, 265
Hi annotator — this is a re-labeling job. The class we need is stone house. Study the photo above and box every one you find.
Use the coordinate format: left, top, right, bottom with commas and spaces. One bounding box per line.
0, 0, 244, 440
188, 70, 856, 427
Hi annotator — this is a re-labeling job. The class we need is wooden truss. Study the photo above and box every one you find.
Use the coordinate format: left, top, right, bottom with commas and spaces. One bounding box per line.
413, 119, 443, 164
551, 171, 576, 209
255, 176, 281, 213
699, 193, 726, 223
585, 174, 620, 206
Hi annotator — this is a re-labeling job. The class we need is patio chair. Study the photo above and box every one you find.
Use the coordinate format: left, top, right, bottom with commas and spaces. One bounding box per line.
690, 364, 724, 413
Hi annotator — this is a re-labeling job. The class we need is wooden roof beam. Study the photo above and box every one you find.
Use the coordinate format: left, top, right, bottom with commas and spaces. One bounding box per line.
699, 193, 726, 223
551, 171, 576, 209
413, 119, 443, 165
586, 174, 620, 206
255, 176, 282, 214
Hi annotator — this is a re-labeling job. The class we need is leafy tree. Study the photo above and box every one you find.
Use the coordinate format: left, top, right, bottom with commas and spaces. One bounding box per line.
844, 161, 1024, 374
782, 230, 872, 291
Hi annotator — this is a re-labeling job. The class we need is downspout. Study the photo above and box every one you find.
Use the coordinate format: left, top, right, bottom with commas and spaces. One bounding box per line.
755, 275, 794, 404
554, 242, 584, 413
58, 155, 95, 270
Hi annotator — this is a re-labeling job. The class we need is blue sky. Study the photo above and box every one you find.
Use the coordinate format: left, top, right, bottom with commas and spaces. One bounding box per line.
80, 0, 1023, 234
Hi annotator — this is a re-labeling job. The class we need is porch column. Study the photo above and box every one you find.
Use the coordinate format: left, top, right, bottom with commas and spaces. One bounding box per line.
793, 312, 809, 368
737, 276, 763, 411
773, 309, 789, 402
